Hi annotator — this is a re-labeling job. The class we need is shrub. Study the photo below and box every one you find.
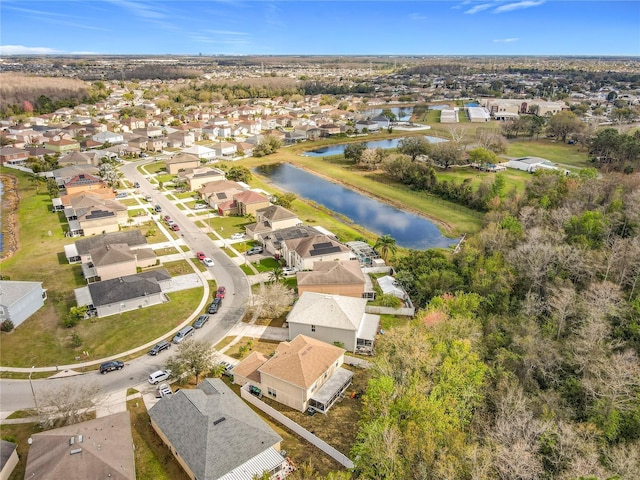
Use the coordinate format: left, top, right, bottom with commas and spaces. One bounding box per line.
0, 319, 14, 332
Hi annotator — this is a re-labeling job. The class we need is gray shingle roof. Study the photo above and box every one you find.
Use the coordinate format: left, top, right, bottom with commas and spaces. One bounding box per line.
148, 378, 282, 480
74, 231, 147, 255
88, 269, 170, 306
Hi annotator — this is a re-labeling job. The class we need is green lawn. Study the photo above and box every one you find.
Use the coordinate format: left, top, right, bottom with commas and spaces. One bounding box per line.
0, 171, 208, 367
506, 139, 592, 169
434, 167, 531, 194
140, 162, 165, 174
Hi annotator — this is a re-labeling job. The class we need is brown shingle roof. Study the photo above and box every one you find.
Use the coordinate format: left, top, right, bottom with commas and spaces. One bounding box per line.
258, 335, 344, 389
297, 260, 365, 286
231, 351, 269, 383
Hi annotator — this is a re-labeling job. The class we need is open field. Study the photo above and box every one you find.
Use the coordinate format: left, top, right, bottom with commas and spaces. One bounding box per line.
506, 139, 592, 168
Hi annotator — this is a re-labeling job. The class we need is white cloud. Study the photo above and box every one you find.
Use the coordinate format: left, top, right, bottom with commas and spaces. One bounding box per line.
494, 0, 545, 13
493, 37, 519, 43
0, 45, 61, 55
106, 0, 167, 19
465, 2, 495, 14
410, 13, 428, 21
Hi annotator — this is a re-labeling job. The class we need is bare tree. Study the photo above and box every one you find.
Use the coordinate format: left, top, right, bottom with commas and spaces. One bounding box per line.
166, 339, 216, 385
37, 382, 101, 428
548, 281, 578, 339
247, 282, 294, 319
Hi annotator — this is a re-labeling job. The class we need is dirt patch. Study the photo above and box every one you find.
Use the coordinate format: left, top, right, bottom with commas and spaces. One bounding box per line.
0, 174, 20, 262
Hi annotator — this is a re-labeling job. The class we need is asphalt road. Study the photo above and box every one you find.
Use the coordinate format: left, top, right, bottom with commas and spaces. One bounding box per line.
0, 159, 252, 415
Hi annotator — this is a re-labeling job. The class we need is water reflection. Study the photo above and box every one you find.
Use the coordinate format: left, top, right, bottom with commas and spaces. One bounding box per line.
258, 163, 458, 250
302, 135, 447, 157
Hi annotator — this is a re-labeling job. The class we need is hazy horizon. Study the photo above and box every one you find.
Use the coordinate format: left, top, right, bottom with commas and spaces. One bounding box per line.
1, 1, 638, 57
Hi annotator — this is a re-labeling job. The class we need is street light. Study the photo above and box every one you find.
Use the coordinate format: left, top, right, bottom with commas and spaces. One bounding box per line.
29, 366, 39, 411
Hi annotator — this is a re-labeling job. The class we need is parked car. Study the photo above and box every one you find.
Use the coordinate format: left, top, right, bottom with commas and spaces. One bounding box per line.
133, 182, 140, 188
163, 215, 171, 222
115, 192, 127, 198
231, 233, 245, 240
219, 361, 234, 376
203, 257, 214, 267
148, 340, 171, 356
193, 203, 208, 210
99, 360, 124, 374
193, 314, 209, 329
246, 246, 263, 255
282, 267, 298, 276
148, 369, 171, 385
155, 383, 172, 398
207, 297, 222, 314
171, 224, 180, 231
216, 286, 226, 298
196, 251, 206, 261
173, 325, 195, 344
140, 152, 149, 158
154, 205, 162, 213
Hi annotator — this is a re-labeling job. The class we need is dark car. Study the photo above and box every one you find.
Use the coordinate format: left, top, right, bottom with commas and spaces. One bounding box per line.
133, 182, 140, 188
207, 297, 222, 314
216, 286, 226, 299
193, 314, 210, 329
148, 340, 171, 356
99, 360, 124, 374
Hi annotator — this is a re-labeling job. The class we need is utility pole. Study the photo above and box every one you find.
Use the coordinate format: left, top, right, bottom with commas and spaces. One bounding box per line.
29, 366, 39, 411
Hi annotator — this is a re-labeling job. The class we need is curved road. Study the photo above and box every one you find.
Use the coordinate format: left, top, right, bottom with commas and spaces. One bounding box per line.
0, 159, 251, 415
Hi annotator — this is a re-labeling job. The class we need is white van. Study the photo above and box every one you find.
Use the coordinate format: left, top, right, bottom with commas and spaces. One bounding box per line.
173, 325, 194, 344
148, 369, 171, 385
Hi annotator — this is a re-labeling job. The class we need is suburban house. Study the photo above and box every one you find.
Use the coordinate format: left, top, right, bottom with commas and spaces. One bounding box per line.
166, 130, 195, 148
66, 192, 128, 237
65, 230, 148, 263
297, 260, 366, 298
57, 151, 101, 167
0, 280, 47, 329
75, 269, 171, 317
0, 146, 29, 165
133, 126, 163, 138
92, 131, 124, 144
286, 292, 380, 354
0, 439, 18, 480
50, 165, 100, 190
182, 145, 216, 161
178, 167, 226, 192
282, 234, 353, 271
232, 334, 353, 414
148, 378, 286, 480
23, 412, 135, 480
198, 180, 246, 208
293, 124, 322, 140
165, 153, 200, 175
62, 173, 107, 196
44, 137, 80, 154
217, 190, 270, 217
80, 243, 157, 283
355, 120, 380, 133
245, 205, 302, 240
211, 141, 237, 159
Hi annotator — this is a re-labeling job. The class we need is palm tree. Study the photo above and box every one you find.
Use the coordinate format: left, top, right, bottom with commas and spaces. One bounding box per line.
268, 263, 285, 283
374, 234, 397, 261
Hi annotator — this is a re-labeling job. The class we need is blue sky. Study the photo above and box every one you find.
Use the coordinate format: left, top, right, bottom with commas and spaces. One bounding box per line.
1, 1, 638, 56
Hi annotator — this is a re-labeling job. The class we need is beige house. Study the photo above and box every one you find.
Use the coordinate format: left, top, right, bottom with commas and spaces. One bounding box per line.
81, 243, 157, 283
68, 193, 128, 236
23, 412, 135, 480
297, 260, 366, 297
283, 234, 353, 271
232, 335, 353, 414
220, 190, 270, 216
165, 153, 200, 174
198, 179, 245, 208
0, 439, 18, 480
178, 167, 226, 191
287, 292, 380, 354
245, 205, 301, 239
63, 173, 107, 196
44, 137, 80, 153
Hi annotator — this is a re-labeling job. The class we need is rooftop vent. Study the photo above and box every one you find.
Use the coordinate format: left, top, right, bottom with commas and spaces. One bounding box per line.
213, 417, 226, 426
70, 448, 82, 455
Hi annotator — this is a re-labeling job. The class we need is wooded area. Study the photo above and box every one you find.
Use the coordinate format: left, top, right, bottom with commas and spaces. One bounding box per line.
348, 170, 640, 479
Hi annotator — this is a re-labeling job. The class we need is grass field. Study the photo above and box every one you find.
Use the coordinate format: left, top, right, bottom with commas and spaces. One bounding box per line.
506, 139, 592, 169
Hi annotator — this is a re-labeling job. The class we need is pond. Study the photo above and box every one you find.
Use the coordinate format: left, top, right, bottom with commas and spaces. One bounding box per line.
358, 106, 414, 121
302, 135, 447, 157
257, 163, 458, 250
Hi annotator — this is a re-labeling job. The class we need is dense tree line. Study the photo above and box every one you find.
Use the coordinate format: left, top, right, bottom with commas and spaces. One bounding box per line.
351, 169, 640, 479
